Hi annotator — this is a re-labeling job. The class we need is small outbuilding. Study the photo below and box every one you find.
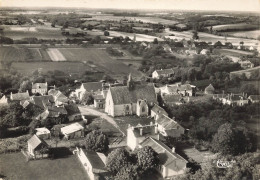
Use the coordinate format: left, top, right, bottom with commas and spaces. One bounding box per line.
204, 84, 215, 94
27, 135, 49, 159
35, 127, 51, 139
60, 122, 84, 140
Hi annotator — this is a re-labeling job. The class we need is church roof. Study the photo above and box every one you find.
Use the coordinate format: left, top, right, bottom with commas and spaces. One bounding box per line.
110, 84, 157, 105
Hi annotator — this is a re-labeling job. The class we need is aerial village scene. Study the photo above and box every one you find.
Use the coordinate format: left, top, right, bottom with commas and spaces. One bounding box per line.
0, 0, 259, 179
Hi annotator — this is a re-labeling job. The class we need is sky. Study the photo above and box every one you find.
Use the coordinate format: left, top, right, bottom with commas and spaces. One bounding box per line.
1, 0, 260, 12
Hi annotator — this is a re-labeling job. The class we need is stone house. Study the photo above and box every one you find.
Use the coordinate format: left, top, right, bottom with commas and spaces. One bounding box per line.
60, 122, 84, 140
32, 82, 48, 95
204, 84, 215, 94
160, 84, 196, 96
72, 82, 103, 100
0, 95, 8, 106
151, 104, 168, 120
222, 94, 248, 106
105, 74, 157, 117
48, 89, 68, 106
152, 69, 175, 79
10, 91, 30, 101
27, 135, 49, 159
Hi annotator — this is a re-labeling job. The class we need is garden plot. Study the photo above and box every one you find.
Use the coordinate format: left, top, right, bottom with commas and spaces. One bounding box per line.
47, 48, 66, 61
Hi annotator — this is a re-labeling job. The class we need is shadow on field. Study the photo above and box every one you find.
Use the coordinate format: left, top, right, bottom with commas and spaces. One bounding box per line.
50, 147, 72, 159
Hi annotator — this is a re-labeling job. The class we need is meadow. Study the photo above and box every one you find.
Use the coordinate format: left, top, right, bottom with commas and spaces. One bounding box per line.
209, 23, 259, 32
0, 152, 89, 180
225, 30, 260, 39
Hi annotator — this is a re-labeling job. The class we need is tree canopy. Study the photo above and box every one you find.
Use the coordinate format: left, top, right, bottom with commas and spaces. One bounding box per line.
84, 130, 109, 153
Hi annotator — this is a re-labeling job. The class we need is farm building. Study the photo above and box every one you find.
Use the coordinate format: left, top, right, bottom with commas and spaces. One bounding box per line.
75, 147, 108, 180
156, 114, 185, 137
105, 74, 157, 117
248, 95, 260, 104
10, 91, 30, 101
61, 123, 84, 140
27, 135, 49, 159
204, 84, 215, 94
35, 127, 51, 139
48, 89, 68, 106
151, 104, 168, 120
152, 69, 175, 79
93, 94, 105, 109
139, 137, 187, 178
160, 83, 196, 96
32, 82, 48, 95
222, 94, 248, 106
127, 122, 160, 151
72, 82, 103, 100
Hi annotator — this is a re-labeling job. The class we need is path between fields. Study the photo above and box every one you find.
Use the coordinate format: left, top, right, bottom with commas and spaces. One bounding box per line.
78, 106, 126, 136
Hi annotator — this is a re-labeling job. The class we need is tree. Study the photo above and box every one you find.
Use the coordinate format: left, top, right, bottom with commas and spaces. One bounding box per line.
104, 30, 110, 36
1, 102, 24, 127
240, 83, 258, 96
153, 38, 158, 44
0, 124, 8, 138
136, 146, 160, 171
106, 148, 131, 174
114, 164, 140, 180
19, 80, 32, 93
85, 130, 109, 153
192, 30, 199, 40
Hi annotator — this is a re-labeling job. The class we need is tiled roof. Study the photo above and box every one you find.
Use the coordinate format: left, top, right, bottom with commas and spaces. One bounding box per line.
32, 83, 47, 89
32, 95, 55, 109
82, 82, 103, 92
11, 91, 30, 101
27, 135, 48, 150
156, 115, 181, 130
110, 84, 157, 105
93, 95, 105, 100
48, 89, 68, 103
140, 137, 187, 170
162, 94, 183, 103
81, 150, 107, 172
151, 104, 168, 115
61, 122, 84, 135
133, 125, 157, 138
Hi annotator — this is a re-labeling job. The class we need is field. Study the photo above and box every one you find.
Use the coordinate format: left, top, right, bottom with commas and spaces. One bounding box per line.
11, 62, 91, 76
162, 28, 259, 46
47, 48, 66, 61
217, 49, 254, 57
0, 47, 44, 62
209, 23, 259, 32
1, 25, 65, 40
58, 48, 143, 78
0, 152, 89, 180
109, 31, 164, 42
225, 30, 260, 39
89, 15, 179, 25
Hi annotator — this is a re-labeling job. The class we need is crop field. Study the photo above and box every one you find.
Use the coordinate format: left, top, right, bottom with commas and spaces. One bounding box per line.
162, 29, 259, 46
0, 47, 44, 62
209, 23, 259, 32
0, 152, 89, 180
47, 48, 66, 61
225, 30, 260, 39
218, 49, 254, 56
11, 62, 91, 76
1, 25, 65, 40
58, 48, 143, 77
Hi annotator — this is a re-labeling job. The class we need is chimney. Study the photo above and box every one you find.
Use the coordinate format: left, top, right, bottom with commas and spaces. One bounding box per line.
140, 128, 143, 136
172, 147, 175, 153
155, 125, 158, 134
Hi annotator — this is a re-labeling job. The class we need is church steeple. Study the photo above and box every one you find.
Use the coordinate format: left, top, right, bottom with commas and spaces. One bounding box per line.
127, 73, 134, 90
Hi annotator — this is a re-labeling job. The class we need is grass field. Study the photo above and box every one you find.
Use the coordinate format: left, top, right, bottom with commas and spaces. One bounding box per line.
108, 31, 164, 42
58, 48, 143, 78
11, 62, 91, 76
1, 25, 65, 40
225, 30, 260, 39
47, 48, 66, 61
0, 152, 89, 180
209, 23, 259, 32
216, 49, 254, 57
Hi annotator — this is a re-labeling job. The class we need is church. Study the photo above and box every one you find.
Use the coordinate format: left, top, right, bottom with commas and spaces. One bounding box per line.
105, 74, 157, 117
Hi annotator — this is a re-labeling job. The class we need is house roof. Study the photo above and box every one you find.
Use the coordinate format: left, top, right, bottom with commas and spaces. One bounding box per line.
140, 137, 187, 170
48, 89, 68, 103
205, 84, 215, 92
0, 95, 8, 104
35, 127, 50, 136
156, 114, 182, 130
61, 122, 84, 135
93, 94, 105, 100
162, 94, 183, 103
32, 83, 47, 89
151, 104, 168, 115
248, 95, 260, 101
82, 82, 103, 92
27, 135, 48, 150
32, 95, 55, 109
155, 69, 174, 76
110, 84, 157, 105
11, 91, 30, 101
81, 150, 107, 172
